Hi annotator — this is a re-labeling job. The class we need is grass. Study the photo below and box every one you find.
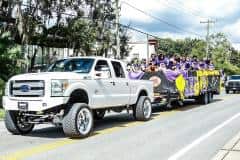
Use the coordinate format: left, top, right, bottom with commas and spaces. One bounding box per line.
0, 108, 5, 120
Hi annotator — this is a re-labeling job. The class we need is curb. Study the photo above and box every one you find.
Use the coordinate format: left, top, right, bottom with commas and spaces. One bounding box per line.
211, 131, 240, 160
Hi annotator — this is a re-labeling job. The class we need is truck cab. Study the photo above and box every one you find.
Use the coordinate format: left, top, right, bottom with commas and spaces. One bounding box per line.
225, 75, 240, 94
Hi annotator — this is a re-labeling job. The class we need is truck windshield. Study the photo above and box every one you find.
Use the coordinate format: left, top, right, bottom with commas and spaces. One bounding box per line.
48, 58, 94, 73
230, 75, 240, 80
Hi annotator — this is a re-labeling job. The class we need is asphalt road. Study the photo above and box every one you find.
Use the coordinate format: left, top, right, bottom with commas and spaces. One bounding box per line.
0, 93, 240, 160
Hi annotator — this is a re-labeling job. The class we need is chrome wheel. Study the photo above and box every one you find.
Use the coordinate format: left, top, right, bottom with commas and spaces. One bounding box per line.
77, 108, 93, 135
143, 99, 152, 119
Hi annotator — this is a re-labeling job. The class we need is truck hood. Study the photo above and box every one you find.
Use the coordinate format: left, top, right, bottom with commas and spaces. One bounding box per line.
9, 72, 90, 81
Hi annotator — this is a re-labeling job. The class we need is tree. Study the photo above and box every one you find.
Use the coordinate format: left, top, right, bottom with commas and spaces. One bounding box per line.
209, 33, 240, 74
0, 0, 118, 57
0, 32, 21, 81
119, 27, 132, 59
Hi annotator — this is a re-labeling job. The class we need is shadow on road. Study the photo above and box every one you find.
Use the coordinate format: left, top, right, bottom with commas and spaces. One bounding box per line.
176, 98, 223, 111
27, 126, 65, 139
25, 112, 160, 139
23, 98, 224, 139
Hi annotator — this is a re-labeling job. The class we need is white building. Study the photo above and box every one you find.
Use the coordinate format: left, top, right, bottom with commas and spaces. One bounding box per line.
126, 41, 156, 62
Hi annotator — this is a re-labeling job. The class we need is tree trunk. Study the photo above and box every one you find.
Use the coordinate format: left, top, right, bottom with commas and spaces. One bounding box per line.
30, 47, 38, 71
41, 46, 44, 70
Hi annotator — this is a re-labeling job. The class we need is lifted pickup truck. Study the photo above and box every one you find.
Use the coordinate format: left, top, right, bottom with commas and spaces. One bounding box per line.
2, 57, 153, 138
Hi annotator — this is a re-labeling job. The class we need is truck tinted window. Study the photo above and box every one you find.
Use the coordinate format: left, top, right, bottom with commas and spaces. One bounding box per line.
95, 60, 110, 71
48, 58, 94, 73
111, 61, 125, 78
230, 75, 240, 80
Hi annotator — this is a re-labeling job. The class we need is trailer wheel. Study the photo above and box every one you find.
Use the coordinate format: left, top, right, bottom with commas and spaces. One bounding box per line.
133, 96, 152, 121
163, 91, 173, 110
199, 93, 209, 105
177, 100, 184, 107
208, 92, 213, 103
5, 111, 34, 135
225, 90, 229, 94
63, 103, 93, 138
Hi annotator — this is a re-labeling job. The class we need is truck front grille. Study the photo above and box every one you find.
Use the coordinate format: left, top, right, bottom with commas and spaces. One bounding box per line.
228, 81, 240, 87
10, 80, 45, 97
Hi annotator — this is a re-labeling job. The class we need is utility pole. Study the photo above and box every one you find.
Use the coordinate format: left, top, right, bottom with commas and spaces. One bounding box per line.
200, 19, 215, 59
115, 0, 121, 59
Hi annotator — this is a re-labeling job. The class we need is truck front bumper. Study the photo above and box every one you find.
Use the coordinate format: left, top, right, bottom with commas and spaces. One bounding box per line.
225, 87, 240, 91
2, 96, 69, 112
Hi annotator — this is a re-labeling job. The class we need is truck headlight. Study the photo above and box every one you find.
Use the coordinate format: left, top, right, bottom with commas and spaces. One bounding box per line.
225, 82, 229, 87
51, 80, 69, 97
4, 82, 9, 96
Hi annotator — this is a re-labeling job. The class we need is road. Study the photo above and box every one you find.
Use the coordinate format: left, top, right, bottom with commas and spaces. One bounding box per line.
0, 93, 240, 160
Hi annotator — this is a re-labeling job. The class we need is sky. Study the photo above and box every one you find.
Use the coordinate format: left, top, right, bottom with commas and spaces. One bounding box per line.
120, 0, 240, 49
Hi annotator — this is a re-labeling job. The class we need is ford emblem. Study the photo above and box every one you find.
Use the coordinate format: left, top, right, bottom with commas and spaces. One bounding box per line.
20, 85, 31, 92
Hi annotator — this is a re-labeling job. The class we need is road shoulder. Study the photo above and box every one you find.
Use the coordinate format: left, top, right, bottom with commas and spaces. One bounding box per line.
212, 131, 240, 160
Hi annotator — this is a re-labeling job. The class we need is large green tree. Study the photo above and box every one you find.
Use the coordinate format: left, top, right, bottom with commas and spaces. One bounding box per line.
209, 33, 240, 74
0, 32, 21, 81
0, 0, 118, 56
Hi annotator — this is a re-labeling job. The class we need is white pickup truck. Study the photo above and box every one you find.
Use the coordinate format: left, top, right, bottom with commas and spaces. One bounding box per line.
2, 57, 153, 138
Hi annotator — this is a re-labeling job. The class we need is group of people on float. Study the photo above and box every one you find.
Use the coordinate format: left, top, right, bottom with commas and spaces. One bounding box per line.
127, 53, 215, 81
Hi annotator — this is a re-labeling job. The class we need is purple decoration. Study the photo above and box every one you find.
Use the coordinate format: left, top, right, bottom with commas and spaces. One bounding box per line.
179, 70, 188, 79
184, 77, 196, 97
128, 71, 145, 80
164, 69, 181, 81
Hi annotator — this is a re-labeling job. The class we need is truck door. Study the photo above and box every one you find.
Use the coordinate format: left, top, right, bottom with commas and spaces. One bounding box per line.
93, 60, 114, 107
110, 61, 130, 106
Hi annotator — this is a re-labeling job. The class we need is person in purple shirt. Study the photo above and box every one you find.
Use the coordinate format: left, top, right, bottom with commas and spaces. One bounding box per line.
158, 54, 169, 66
199, 62, 206, 70
208, 61, 215, 70
191, 56, 199, 70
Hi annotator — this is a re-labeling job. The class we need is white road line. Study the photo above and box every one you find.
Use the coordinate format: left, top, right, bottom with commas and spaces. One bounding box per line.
168, 112, 240, 160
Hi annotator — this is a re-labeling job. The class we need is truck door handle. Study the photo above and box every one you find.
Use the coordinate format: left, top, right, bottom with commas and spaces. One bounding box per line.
126, 82, 129, 86
110, 81, 115, 85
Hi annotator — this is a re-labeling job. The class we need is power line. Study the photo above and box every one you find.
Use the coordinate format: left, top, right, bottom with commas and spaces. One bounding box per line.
161, 0, 206, 19
168, 0, 203, 17
121, 1, 203, 38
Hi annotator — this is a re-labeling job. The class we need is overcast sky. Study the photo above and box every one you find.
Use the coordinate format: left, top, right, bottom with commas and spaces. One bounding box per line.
120, 0, 240, 49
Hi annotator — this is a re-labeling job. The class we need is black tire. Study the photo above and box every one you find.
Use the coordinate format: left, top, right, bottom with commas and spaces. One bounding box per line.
4, 111, 34, 135
93, 110, 106, 120
225, 90, 229, 94
62, 103, 94, 138
133, 96, 152, 121
198, 92, 209, 105
177, 100, 184, 107
208, 92, 213, 103
164, 101, 173, 110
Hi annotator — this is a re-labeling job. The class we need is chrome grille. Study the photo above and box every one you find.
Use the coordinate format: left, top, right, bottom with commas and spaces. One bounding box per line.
228, 81, 240, 87
10, 80, 45, 97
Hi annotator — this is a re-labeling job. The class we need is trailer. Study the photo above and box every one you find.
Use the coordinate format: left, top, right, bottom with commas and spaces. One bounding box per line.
141, 69, 221, 108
